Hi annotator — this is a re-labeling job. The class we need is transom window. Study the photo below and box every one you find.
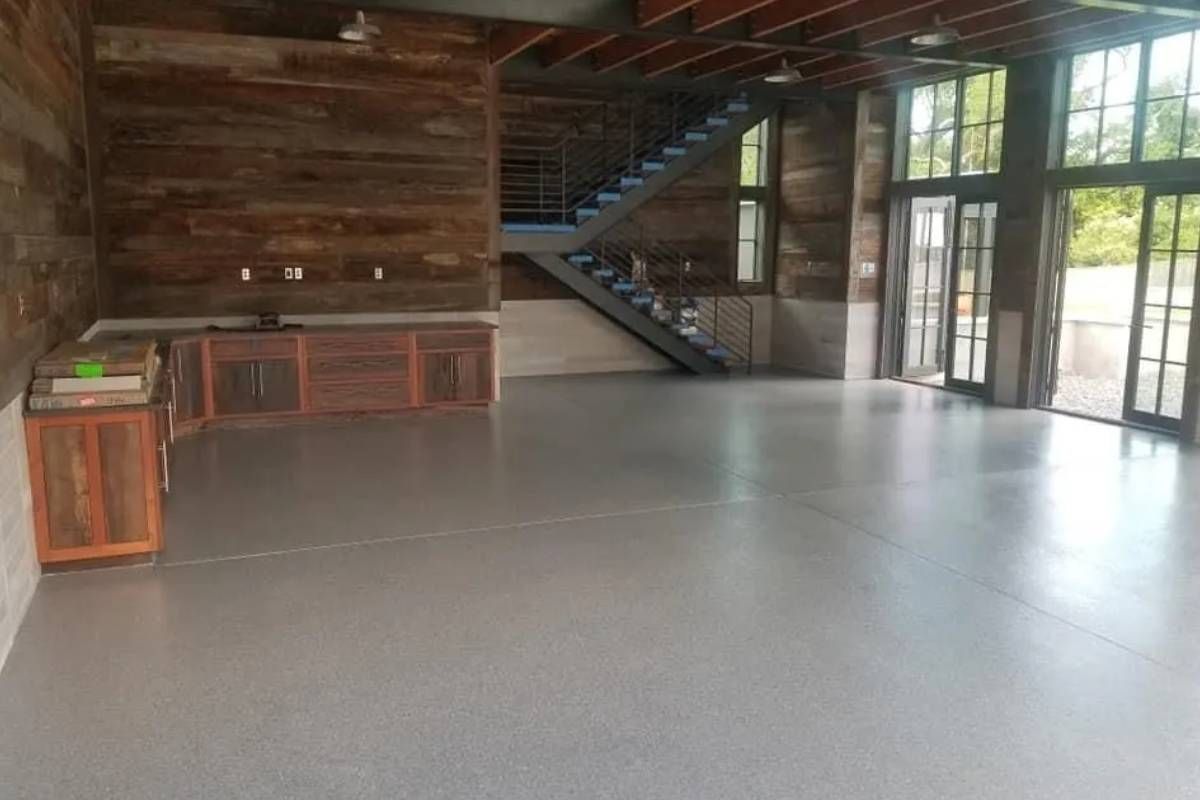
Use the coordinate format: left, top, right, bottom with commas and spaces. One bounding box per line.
1063, 29, 1200, 167
905, 69, 1006, 180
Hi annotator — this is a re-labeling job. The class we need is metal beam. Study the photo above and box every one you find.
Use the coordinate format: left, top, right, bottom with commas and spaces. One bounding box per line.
1057, 0, 1200, 18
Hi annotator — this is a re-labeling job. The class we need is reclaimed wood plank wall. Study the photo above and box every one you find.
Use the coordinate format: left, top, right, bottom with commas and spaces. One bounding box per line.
775, 99, 856, 303
775, 93, 892, 304
0, 0, 97, 406
92, 0, 497, 317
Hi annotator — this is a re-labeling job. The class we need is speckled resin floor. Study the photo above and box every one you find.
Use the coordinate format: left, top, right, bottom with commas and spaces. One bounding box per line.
1, 373, 1198, 799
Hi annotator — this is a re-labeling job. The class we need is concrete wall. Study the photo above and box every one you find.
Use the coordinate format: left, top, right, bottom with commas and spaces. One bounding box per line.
499, 300, 673, 376
0, 394, 39, 674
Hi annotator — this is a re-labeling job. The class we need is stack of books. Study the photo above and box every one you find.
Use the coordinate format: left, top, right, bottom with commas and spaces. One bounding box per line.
28, 341, 160, 411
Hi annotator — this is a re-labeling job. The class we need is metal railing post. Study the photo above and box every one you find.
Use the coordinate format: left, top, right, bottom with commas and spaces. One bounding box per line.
560, 140, 567, 224
538, 152, 545, 222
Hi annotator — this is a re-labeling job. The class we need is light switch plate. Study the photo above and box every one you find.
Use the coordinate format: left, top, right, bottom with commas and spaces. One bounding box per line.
374, 267, 384, 280
861, 261, 877, 277
241, 268, 251, 281
284, 267, 294, 280
294, 267, 304, 280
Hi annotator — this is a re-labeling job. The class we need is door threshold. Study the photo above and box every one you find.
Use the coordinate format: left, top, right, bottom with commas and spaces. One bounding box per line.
892, 377, 982, 399
1035, 404, 1178, 437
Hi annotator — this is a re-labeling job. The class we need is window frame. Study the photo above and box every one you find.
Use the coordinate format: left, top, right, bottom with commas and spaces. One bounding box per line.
899, 69, 1007, 183
1059, 28, 1200, 172
733, 115, 778, 291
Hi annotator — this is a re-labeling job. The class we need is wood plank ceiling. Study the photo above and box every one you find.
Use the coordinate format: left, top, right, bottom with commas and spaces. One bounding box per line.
481, 0, 1195, 90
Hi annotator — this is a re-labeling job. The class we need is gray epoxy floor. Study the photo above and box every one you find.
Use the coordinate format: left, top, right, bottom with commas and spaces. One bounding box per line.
2, 372, 1199, 798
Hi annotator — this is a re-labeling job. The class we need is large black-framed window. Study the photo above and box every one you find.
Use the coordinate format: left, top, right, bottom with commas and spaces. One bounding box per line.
903, 69, 1006, 181
1061, 28, 1200, 169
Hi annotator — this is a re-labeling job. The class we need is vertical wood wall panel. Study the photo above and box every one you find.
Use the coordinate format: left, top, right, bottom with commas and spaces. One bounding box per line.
0, 0, 97, 406
92, 0, 496, 317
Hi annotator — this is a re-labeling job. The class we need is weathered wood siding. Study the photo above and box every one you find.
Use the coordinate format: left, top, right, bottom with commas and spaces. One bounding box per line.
775, 99, 856, 303
0, 0, 97, 406
92, 0, 497, 317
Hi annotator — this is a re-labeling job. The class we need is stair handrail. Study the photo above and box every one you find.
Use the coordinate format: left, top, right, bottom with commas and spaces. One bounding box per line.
501, 92, 741, 225
583, 220, 755, 370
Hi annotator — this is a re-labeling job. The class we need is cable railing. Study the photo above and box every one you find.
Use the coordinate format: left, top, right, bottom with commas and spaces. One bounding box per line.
580, 220, 755, 370
501, 92, 746, 226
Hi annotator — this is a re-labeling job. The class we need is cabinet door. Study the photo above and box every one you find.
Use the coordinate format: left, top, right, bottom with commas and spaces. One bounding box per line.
256, 359, 301, 414
171, 340, 205, 423
96, 421, 155, 545
420, 352, 493, 405
420, 353, 456, 404
211, 361, 258, 417
453, 352, 492, 403
29, 416, 161, 563
37, 424, 95, 551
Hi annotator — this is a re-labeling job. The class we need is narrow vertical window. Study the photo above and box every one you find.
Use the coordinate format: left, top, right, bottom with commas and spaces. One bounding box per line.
737, 120, 770, 284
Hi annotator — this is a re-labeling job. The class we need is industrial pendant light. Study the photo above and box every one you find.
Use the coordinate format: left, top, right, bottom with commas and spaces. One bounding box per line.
763, 58, 804, 85
910, 15, 960, 48
339, 10, 381, 42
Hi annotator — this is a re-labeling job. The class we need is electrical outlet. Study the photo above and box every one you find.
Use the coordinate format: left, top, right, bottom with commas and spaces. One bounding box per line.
284, 267, 294, 280
241, 268, 251, 281
374, 267, 384, 281
861, 261, 877, 277
294, 267, 304, 281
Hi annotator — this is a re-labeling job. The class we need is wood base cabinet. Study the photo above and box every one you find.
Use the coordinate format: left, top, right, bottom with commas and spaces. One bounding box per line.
25, 410, 164, 564
420, 352, 493, 404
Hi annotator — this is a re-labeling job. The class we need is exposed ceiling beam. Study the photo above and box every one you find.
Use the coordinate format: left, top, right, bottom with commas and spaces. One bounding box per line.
820, 6, 1108, 86
542, 31, 619, 66
749, 0, 866, 38
638, 0, 704, 26
503, 52, 838, 98
817, 2, 1085, 86
310, 0, 1008, 70
643, 41, 733, 75
491, 24, 557, 64
692, 0, 780, 31
851, 0, 1036, 48
804, 0, 946, 42
689, 45, 785, 77
999, 10, 1190, 55
1057, 0, 1200, 17
594, 37, 678, 71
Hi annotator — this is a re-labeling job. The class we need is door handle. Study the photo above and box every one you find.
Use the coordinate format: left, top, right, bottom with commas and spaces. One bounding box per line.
158, 441, 170, 493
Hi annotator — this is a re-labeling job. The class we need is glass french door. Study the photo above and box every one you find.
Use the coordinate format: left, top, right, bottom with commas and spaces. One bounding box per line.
901, 196, 955, 377
1125, 191, 1199, 430
946, 202, 998, 389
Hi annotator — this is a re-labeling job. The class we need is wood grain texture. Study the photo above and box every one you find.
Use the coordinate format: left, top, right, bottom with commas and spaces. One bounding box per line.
0, 0, 98, 407
775, 98, 856, 302
92, 0, 497, 317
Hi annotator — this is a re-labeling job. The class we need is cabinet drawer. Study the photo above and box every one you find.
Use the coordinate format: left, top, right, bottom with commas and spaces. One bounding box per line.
309, 381, 411, 411
209, 337, 298, 360
415, 331, 492, 351
306, 334, 407, 357
307, 353, 410, 383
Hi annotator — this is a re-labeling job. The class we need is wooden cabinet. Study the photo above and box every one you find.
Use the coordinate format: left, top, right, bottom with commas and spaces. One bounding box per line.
208, 337, 302, 419
26, 410, 164, 563
170, 340, 204, 426
420, 351, 493, 405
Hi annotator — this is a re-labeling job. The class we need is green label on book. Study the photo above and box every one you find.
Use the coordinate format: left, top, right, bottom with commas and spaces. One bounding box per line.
74, 363, 104, 378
